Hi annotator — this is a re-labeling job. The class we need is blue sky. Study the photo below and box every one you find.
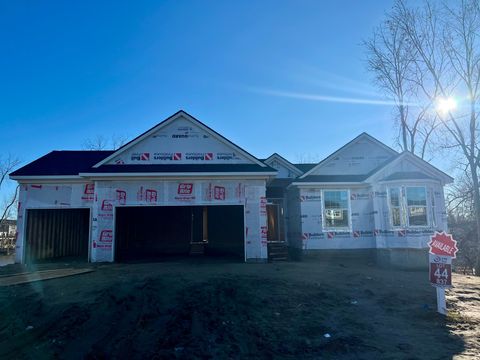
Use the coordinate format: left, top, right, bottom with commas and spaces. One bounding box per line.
1, 0, 405, 181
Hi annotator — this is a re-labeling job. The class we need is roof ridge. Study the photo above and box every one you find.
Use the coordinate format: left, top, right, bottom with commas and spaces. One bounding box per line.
52, 150, 116, 152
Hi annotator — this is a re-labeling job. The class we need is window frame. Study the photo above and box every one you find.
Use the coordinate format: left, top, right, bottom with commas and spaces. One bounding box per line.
321, 189, 351, 231
388, 187, 404, 228
405, 186, 429, 228
387, 185, 430, 229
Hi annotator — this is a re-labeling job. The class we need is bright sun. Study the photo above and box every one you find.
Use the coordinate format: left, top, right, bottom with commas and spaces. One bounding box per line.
436, 97, 457, 115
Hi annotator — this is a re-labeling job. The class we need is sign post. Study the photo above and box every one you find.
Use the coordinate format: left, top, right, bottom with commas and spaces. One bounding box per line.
428, 232, 458, 315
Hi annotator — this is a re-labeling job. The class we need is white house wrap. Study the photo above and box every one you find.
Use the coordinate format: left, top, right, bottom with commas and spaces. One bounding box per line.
10, 112, 452, 267
11, 111, 274, 263
266, 134, 452, 267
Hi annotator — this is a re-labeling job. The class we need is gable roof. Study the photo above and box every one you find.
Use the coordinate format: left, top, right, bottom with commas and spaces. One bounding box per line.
10, 151, 115, 177
93, 110, 267, 168
263, 153, 304, 176
291, 149, 453, 186
291, 154, 400, 185
10, 151, 274, 178
365, 151, 453, 184
299, 133, 398, 179
10, 111, 277, 180
293, 163, 317, 173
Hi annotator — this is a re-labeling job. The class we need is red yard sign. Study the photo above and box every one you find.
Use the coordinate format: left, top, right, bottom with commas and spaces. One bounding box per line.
428, 231, 458, 258
429, 262, 452, 288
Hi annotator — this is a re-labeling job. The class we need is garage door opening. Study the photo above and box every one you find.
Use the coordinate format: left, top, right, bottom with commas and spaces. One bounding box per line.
115, 205, 244, 261
25, 208, 90, 263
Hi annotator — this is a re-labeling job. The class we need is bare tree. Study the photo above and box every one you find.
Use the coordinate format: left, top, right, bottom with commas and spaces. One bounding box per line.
0, 155, 20, 227
372, 0, 480, 273
294, 153, 322, 164
364, 7, 440, 158
446, 172, 478, 272
82, 134, 127, 150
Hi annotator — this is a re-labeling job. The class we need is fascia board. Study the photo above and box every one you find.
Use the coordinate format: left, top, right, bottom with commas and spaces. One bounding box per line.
79, 171, 277, 178
10, 175, 84, 181
288, 182, 367, 188
377, 178, 442, 185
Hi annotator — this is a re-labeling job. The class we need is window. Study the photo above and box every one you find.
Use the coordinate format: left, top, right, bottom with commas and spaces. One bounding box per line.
388, 186, 429, 228
323, 190, 349, 229
389, 188, 402, 227
430, 191, 436, 227
406, 187, 428, 226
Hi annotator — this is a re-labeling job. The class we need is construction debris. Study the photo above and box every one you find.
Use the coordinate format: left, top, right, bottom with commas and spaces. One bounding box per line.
0, 268, 93, 286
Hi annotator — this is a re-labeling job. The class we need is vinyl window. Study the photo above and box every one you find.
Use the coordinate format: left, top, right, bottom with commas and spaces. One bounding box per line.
406, 187, 428, 226
323, 190, 350, 229
389, 187, 402, 227
388, 186, 429, 228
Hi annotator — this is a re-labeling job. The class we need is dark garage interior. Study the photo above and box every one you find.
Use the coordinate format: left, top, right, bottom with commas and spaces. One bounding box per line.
115, 205, 244, 261
25, 208, 90, 262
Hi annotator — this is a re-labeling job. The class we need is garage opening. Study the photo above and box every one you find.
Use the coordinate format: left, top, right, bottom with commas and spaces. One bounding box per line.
115, 205, 244, 261
25, 208, 90, 263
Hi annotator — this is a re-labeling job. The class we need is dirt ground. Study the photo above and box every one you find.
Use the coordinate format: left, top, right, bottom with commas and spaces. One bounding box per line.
0, 257, 479, 360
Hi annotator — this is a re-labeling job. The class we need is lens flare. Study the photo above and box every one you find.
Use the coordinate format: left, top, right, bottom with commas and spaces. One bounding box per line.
436, 97, 457, 114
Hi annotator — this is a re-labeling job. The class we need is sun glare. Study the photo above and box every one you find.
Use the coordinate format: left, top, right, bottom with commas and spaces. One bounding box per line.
436, 97, 457, 115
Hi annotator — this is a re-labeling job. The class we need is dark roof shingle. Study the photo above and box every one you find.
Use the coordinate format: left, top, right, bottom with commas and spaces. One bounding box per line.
10, 151, 275, 177
293, 163, 317, 173
295, 175, 369, 183
10, 151, 115, 176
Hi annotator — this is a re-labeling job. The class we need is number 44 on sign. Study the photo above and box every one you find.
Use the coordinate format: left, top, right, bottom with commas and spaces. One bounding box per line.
428, 231, 458, 315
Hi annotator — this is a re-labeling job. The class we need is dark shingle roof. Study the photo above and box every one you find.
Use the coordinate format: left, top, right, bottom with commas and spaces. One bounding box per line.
295, 175, 369, 183
267, 178, 294, 188
10, 151, 275, 177
293, 163, 317, 173
10, 151, 115, 176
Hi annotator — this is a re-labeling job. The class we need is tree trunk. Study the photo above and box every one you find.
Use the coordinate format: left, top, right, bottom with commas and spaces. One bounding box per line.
399, 103, 408, 151
469, 161, 480, 275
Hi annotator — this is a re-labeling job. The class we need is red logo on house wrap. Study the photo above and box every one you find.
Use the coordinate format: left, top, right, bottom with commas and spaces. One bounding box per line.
100, 230, 113, 242
428, 231, 458, 258
101, 200, 113, 211
214, 186, 225, 200
146, 189, 157, 202
84, 184, 94, 194
173, 153, 182, 160
260, 197, 267, 215
327, 232, 335, 239
261, 226, 268, 239
353, 231, 360, 238
205, 152, 213, 160
116, 190, 127, 205
81, 183, 95, 201
178, 183, 193, 195
397, 229, 406, 237
141, 153, 150, 161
